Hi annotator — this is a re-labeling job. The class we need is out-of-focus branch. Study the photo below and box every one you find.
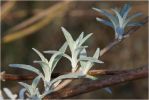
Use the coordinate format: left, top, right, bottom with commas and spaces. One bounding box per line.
1, 1, 16, 21
0, 69, 129, 81
2, 1, 70, 43
46, 65, 148, 99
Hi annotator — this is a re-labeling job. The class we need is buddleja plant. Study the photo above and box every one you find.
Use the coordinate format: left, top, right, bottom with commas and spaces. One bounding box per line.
1, 3, 142, 99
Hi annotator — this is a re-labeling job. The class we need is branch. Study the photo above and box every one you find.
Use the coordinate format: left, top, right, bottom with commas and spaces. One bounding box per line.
46, 65, 148, 99
0, 69, 129, 81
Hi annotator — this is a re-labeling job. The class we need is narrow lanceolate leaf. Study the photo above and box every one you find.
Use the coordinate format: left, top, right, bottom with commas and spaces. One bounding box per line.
18, 82, 32, 95
79, 57, 103, 63
32, 48, 48, 63
76, 32, 84, 45
81, 48, 101, 74
61, 27, 74, 52
127, 22, 143, 26
33, 61, 51, 82
79, 33, 93, 46
123, 12, 142, 27
48, 52, 63, 73
96, 17, 113, 27
59, 42, 68, 52
19, 88, 26, 99
120, 4, 131, 17
9, 64, 41, 75
93, 7, 118, 27
104, 87, 112, 94
32, 76, 41, 89
85, 75, 98, 80
93, 48, 100, 59
43, 50, 61, 54
112, 9, 123, 26
3, 88, 17, 99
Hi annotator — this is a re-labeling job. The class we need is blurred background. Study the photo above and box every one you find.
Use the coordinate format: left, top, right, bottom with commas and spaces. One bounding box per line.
1, 1, 148, 99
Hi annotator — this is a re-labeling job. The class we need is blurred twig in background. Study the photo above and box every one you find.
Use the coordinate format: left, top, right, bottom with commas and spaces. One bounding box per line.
1, 1, 16, 21
2, 1, 70, 43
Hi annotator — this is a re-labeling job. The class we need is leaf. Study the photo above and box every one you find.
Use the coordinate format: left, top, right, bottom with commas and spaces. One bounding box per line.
79, 33, 93, 46
33, 61, 51, 82
79, 57, 103, 63
9, 64, 41, 75
80, 48, 102, 74
48, 52, 63, 73
120, 4, 131, 17
112, 9, 123, 27
3, 88, 17, 99
18, 82, 32, 95
76, 32, 84, 45
85, 75, 98, 80
19, 88, 26, 99
59, 41, 68, 52
32, 76, 41, 90
43, 50, 61, 54
93, 7, 118, 28
124, 12, 142, 27
32, 48, 48, 63
61, 27, 74, 52
96, 17, 113, 27
127, 22, 143, 26
104, 87, 112, 94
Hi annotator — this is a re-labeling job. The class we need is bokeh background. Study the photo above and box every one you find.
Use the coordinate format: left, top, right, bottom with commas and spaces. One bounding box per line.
1, 1, 148, 99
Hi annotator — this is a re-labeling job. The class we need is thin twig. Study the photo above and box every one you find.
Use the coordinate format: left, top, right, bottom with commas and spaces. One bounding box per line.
2, 1, 70, 43
1, 1, 16, 21
0, 69, 128, 81
46, 65, 148, 99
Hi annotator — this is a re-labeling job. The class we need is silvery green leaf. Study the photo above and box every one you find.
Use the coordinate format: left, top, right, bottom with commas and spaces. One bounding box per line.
112, 9, 123, 26
127, 22, 143, 26
79, 57, 103, 63
79, 33, 93, 46
104, 87, 112, 94
9, 64, 41, 75
120, 4, 131, 17
32, 76, 41, 90
33, 61, 51, 82
49, 52, 64, 73
122, 5, 131, 19
59, 42, 68, 52
43, 50, 60, 54
85, 75, 98, 80
80, 48, 101, 74
123, 12, 142, 27
76, 32, 84, 45
19, 88, 26, 99
93, 7, 118, 28
96, 17, 113, 27
3, 88, 17, 99
32, 48, 48, 63
0, 90, 4, 100
18, 82, 32, 95
61, 27, 74, 52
